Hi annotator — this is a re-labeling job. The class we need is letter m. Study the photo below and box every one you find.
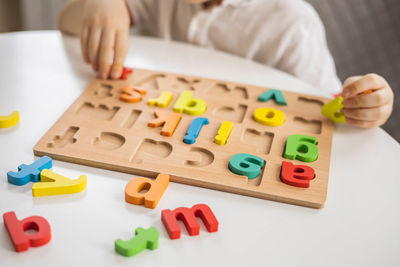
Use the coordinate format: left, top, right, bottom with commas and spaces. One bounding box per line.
161, 204, 219, 239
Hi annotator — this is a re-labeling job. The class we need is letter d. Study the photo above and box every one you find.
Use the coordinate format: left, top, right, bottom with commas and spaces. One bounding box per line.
125, 173, 170, 209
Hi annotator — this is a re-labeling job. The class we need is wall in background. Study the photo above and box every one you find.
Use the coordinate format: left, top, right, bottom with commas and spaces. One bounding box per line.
19, 0, 65, 30
0, 0, 65, 32
0, 1, 21, 32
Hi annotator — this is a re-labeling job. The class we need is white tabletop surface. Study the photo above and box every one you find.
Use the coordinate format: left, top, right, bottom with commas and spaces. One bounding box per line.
0, 31, 399, 267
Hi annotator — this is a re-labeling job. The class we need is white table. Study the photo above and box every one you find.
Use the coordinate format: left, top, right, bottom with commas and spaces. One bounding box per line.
0, 31, 399, 267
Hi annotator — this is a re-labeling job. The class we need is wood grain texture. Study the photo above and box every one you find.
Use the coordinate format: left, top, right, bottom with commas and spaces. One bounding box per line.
34, 68, 334, 208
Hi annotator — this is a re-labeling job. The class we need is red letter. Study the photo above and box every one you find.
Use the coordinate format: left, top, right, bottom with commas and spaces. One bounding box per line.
281, 161, 315, 188
161, 204, 218, 240
3, 211, 51, 252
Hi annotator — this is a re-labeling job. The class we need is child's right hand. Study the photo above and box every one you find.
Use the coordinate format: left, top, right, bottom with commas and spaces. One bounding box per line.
342, 74, 394, 128
80, 0, 130, 79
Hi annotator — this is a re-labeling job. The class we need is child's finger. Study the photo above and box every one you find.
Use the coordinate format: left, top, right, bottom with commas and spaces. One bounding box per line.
343, 104, 392, 121
342, 87, 392, 108
88, 27, 103, 71
80, 24, 90, 63
345, 117, 388, 129
98, 28, 115, 79
343, 76, 362, 87
110, 30, 128, 80
342, 74, 388, 98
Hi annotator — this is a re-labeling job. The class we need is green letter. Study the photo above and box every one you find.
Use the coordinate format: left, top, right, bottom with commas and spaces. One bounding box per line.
284, 134, 318, 162
258, 89, 287, 105
115, 227, 159, 257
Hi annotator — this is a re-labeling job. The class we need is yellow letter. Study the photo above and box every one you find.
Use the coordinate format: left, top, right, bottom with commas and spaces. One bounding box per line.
321, 96, 346, 123
254, 108, 285, 126
0, 111, 19, 128
173, 91, 207, 116
32, 170, 87, 197
148, 91, 173, 108
215, 121, 233, 145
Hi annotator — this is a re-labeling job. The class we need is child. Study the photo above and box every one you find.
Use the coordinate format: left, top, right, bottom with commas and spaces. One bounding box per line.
59, 0, 393, 128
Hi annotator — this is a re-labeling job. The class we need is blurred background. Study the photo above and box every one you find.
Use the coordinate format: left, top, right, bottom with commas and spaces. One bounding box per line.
0, 0, 399, 141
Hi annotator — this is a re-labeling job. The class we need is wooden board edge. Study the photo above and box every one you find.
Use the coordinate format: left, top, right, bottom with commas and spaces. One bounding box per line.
33, 148, 326, 209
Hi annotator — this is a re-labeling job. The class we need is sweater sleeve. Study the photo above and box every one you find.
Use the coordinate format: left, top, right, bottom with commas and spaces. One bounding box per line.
274, 5, 342, 95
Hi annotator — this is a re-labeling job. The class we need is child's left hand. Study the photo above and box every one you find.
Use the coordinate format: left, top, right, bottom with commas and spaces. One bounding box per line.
341, 74, 394, 128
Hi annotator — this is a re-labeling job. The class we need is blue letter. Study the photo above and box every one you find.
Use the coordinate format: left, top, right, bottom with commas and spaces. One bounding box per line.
183, 118, 209, 144
7, 156, 52, 185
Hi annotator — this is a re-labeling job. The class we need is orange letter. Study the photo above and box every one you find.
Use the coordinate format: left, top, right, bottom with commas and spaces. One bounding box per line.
120, 87, 146, 103
148, 110, 182, 136
125, 173, 170, 209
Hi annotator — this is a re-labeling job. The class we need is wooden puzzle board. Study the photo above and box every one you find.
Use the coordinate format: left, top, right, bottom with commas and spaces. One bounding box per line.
34, 68, 334, 208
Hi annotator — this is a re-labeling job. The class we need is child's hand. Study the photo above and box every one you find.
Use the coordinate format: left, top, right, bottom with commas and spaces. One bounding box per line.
81, 0, 130, 79
342, 74, 394, 128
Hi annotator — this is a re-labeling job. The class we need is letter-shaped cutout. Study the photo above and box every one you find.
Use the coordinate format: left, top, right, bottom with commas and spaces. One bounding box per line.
258, 89, 287, 105
284, 134, 318, 162
321, 96, 346, 123
0, 111, 19, 128
148, 91, 173, 108
148, 110, 182, 136
254, 107, 285, 127
7, 156, 52, 186
125, 173, 170, 209
173, 91, 207, 115
161, 204, 219, 240
115, 227, 159, 257
228, 153, 265, 179
31, 169, 87, 197
183, 117, 209, 144
120, 87, 146, 103
3, 211, 51, 252
215, 121, 233, 145
281, 161, 315, 188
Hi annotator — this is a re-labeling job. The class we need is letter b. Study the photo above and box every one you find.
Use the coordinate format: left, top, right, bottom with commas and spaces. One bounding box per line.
173, 91, 207, 115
